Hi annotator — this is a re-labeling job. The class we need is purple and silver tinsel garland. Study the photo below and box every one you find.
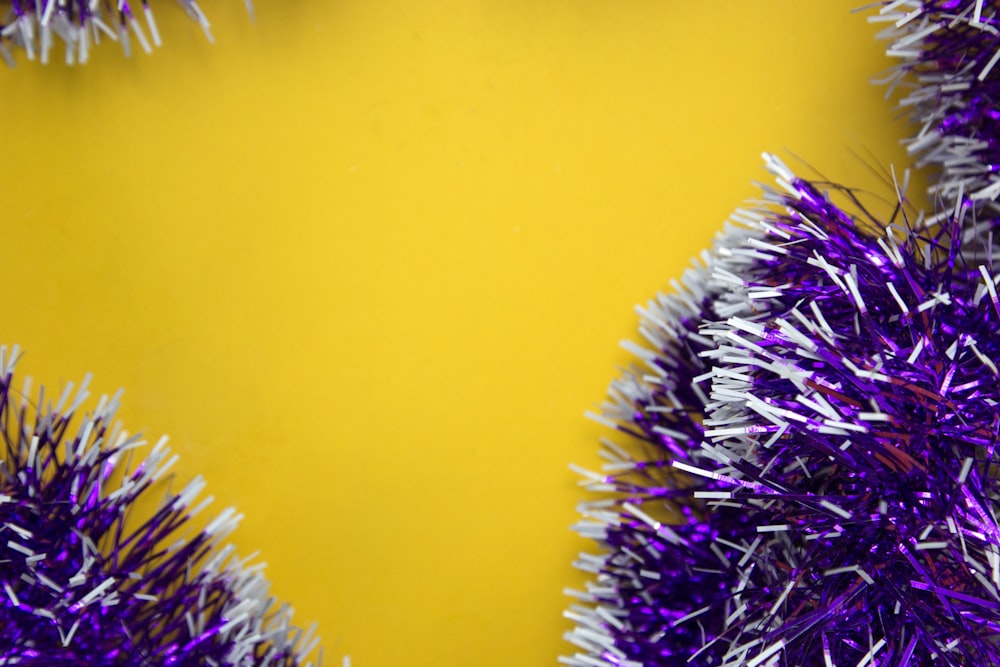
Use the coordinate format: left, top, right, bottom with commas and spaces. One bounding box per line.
0, 0, 253, 66
566, 154, 1000, 666
566, 2, 1000, 665
0, 347, 318, 665
874, 1, 1000, 229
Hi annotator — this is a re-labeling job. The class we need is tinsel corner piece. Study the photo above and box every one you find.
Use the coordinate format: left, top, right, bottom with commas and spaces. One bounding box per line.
565, 155, 1000, 666
0, 0, 253, 66
0, 346, 319, 665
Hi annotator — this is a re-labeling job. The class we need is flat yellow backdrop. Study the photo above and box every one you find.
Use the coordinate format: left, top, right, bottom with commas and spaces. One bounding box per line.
2, 2, 912, 665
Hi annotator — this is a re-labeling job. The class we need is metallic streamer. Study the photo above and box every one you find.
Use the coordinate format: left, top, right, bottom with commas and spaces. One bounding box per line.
874, 1, 1000, 232
566, 155, 1000, 666
0, 348, 318, 665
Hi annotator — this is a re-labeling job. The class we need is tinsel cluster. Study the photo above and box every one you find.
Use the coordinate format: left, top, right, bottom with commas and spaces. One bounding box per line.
566, 2, 1000, 666
0, 0, 252, 65
0, 347, 318, 665
874, 0, 1000, 229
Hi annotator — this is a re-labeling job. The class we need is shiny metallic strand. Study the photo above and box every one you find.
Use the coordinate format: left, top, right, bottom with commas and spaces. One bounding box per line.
564, 3, 1000, 665
701, 163, 1000, 666
0, 0, 252, 66
566, 155, 1000, 666
565, 213, 771, 667
0, 348, 318, 665
872, 1, 1000, 235
564, 155, 823, 667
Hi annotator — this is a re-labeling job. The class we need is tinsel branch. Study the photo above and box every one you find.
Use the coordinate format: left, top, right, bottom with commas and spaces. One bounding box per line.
0, 0, 253, 66
565, 154, 1000, 666
873, 1, 1000, 229
566, 5, 1000, 664
0, 347, 318, 665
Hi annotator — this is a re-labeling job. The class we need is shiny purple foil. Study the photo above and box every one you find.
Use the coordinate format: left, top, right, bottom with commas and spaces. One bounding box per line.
701, 175, 1000, 666
0, 355, 315, 665
877, 1, 1000, 223
566, 157, 1000, 667
565, 4, 1000, 663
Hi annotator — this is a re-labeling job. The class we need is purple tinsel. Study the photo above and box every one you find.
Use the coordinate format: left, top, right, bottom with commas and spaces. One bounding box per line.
875, 1, 1000, 226
0, 0, 252, 66
567, 218, 766, 664
567, 4, 1000, 665
565, 156, 793, 665
697, 173, 1000, 665
0, 348, 318, 665
566, 154, 1000, 666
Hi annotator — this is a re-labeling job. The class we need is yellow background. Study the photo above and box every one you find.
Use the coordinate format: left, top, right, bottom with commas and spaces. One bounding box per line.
2, 2, 913, 665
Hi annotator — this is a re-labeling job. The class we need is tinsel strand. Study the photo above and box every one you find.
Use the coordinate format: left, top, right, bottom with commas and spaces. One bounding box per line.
0, 0, 253, 65
874, 1, 1000, 231
564, 153, 1000, 666
0, 347, 319, 665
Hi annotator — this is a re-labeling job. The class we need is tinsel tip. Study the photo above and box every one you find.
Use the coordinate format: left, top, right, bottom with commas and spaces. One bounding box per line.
0, 346, 319, 665
0, 1, 252, 66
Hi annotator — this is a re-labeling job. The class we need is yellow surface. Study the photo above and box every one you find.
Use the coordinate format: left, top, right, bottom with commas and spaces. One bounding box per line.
2, 2, 912, 665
